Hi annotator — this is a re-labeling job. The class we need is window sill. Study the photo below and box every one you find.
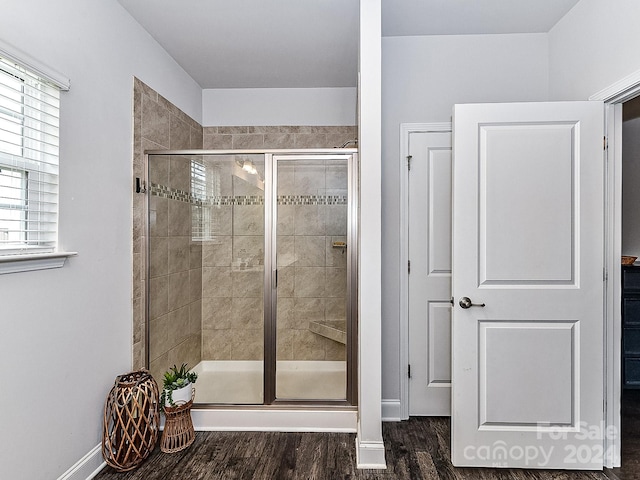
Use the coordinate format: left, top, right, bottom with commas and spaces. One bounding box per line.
0, 252, 78, 275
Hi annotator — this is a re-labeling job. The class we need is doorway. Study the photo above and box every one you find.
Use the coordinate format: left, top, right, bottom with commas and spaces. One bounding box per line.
607, 95, 640, 478
398, 74, 640, 471
402, 101, 607, 470
405, 125, 452, 416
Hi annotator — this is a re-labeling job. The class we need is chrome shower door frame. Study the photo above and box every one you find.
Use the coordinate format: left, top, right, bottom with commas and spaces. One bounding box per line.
144, 149, 358, 407
267, 151, 358, 406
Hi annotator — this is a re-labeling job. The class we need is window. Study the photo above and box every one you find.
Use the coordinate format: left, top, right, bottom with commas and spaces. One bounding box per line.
190, 157, 224, 242
0, 55, 60, 255
191, 158, 209, 241
0, 166, 27, 244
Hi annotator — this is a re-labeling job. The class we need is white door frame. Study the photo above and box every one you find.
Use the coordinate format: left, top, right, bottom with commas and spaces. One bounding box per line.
591, 68, 640, 468
399, 122, 452, 420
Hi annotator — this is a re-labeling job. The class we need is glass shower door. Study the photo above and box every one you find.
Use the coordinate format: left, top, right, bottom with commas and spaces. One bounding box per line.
272, 155, 352, 401
147, 150, 356, 406
147, 153, 266, 405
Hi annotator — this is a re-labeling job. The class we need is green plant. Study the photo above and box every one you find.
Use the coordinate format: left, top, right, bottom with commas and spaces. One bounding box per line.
159, 363, 198, 410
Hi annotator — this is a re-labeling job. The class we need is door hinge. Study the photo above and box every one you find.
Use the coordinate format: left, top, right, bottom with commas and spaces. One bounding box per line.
604, 136, 608, 150
408, 364, 411, 378
407, 155, 412, 171
408, 260, 411, 274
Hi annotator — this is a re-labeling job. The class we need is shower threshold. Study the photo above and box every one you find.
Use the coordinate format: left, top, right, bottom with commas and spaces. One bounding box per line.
191, 360, 347, 404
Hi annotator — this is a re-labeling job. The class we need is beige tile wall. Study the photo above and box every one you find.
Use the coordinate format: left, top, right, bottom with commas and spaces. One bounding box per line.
203, 126, 357, 150
132, 78, 203, 383
147, 156, 203, 382
197, 157, 349, 363
201, 156, 265, 360
276, 160, 348, 362
198, 126, 355, 363
132, 80, 356, 377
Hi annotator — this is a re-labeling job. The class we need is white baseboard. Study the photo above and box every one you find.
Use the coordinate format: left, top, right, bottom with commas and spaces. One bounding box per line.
381, 399, 402, 421
355, 436, 387, 469
56, 444, 105, 480
192, 407, 357, 432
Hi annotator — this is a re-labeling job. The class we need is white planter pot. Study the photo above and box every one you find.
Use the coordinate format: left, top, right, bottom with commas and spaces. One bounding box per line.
164, 383, 193, 407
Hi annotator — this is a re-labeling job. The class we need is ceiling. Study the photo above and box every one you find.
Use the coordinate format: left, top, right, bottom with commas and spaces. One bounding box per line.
382, 0, 580, 37
118, 0, 580, 89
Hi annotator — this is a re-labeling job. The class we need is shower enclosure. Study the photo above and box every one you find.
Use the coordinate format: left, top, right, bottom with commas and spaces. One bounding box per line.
145, 149, 357, 406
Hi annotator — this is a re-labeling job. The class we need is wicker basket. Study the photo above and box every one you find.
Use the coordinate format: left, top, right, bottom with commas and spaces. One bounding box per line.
102, 370, 160, 472
161, 390, 195, 454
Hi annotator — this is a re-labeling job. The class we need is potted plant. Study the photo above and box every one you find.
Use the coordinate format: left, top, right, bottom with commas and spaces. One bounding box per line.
159, 363, 197, 410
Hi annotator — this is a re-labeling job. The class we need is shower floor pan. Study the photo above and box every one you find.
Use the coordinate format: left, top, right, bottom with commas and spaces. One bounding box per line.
191, 360, 347, 404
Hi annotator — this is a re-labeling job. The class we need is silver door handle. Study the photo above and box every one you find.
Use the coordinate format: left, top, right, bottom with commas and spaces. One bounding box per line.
459, 297, 485, 309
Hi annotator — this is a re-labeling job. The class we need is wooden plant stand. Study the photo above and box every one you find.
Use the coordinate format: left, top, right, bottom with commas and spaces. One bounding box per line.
161, 398, 195, 453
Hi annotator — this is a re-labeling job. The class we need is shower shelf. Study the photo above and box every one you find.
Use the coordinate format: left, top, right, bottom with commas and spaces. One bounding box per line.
309, 320, 346, 345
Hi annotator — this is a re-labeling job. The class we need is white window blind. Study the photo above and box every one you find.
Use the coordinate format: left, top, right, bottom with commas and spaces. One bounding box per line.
0, 55, 60, 255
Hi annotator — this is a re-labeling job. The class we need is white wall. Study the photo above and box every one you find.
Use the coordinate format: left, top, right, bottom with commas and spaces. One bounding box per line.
549, 0, 640, 101
0, 1, 201, 478
381, 33, 549, 406
202, 87, 357, 126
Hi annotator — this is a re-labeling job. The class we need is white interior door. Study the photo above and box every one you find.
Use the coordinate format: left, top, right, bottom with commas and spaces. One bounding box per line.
451, 101, 605, 469
408, 130, 452, 416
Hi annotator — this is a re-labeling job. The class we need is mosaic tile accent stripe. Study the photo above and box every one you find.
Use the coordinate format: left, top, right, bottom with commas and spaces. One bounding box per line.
150, 183, 347, 206
278, 194, 347, 206
151, 183, 202, 204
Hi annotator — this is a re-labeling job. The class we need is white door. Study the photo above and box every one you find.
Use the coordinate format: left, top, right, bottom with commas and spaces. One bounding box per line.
408, 130, 452, 416
451, 101, 605, 469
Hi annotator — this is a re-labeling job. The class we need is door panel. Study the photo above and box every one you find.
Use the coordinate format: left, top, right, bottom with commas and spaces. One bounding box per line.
409, 130, 452, 416
480, 124, 575, 284
272, 154, 354, 402
451, 101, 604, 469
480, 321, 575, 425
427, 302, 452, 385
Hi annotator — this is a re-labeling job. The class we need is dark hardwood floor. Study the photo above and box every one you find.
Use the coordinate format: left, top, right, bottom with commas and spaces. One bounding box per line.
95, 417, 608, 480
605, 389, 640, 480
